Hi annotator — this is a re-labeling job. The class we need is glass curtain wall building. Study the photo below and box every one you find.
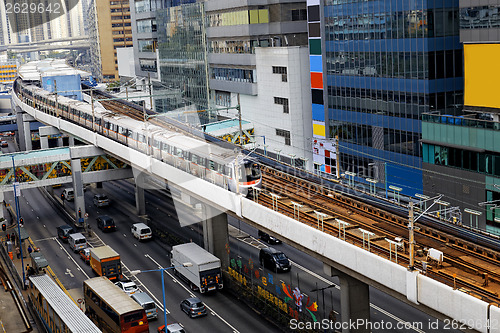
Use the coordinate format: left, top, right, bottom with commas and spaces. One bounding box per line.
312, 0, 463, 195
156, 0, 209, 121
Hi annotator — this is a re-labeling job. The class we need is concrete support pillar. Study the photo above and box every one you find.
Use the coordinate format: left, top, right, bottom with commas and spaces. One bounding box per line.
39, 126, 60, 150
68, 136, 75, 146
40, 136, 49, 149
202, 205, 229, 270
133, 171, 146, 216
0, 191, 4, 221
15, 107, 26, 151
135, 185, 146, 216
15, 110, 35, 152
324, 264, 370, 333
70, 158, 86, 228
57, 137, 63, 147
23, 119, 32, 151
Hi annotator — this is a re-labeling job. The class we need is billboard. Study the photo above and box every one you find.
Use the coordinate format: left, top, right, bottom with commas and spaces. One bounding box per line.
464, 43, 500, 109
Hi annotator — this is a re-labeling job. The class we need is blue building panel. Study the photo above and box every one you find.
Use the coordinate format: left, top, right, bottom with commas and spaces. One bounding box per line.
325, 0, 458, 16
309, 55, 323, 72
330, 109, 421, 133
42, 75, 82, 101
327, 75, 462, 94
312, 104, 325, 121
325, 37, 460, 53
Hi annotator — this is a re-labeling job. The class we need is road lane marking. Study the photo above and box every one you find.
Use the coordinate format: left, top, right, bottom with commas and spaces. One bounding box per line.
235, 237, 425, 333
144, 253, 240, 333
120, 260, 169, 314
54, 238, 90, 279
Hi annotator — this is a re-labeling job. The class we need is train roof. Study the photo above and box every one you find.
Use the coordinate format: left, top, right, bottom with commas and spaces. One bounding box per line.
163, 134, 236, 163
29, 274, 101, 333
25, 84, 110, 116
84, 277, 144, 315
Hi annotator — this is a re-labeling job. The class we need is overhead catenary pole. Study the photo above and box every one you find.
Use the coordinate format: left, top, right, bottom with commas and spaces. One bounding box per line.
148, 73, 152, 111
335, 135, 340, 179
408, 201, 415, 270
237, 93, 242, 146
91, 88, 95, 131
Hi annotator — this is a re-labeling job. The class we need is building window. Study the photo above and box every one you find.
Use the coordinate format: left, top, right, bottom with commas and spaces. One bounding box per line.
276, 129, 291, 145
211, 68, 255, 83
215, 91, 231, 107
274, 97, 289, 113
138, 40, 156, 52
137, 19, 157, 33
291, 9, 307, 21
139, 59, 157, 72
272, 66, 287, 82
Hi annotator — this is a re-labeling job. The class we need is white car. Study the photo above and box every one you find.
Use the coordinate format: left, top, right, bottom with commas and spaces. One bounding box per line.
115, 280, 139, 295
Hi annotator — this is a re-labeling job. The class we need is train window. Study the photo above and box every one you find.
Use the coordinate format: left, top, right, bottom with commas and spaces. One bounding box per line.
153, 139, 160, 148
174, 147, 183, 157
218, 164, 225, 174
183, 151, 190, 160
191, 154, 199, 164
208, 160, 215, 170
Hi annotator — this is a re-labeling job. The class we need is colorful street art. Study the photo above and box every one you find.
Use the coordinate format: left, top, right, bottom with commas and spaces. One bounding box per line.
229, 256, 319, 323
0, 155, 128, 185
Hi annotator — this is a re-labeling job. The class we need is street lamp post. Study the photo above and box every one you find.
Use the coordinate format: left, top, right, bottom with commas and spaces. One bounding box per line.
11, 156, 25, 287
130, 262, 192, 330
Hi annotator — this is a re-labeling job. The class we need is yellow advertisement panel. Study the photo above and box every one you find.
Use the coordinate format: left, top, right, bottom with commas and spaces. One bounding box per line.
464, 43, 500, 109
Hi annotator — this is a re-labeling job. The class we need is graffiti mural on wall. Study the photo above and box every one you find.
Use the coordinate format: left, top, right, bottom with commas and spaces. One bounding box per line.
0, 155, 128, 184
229, 256, 319, 322
221, 128, 254, 145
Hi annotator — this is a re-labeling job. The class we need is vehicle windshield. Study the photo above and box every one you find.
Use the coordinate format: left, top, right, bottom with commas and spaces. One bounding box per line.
274, 253, 287, 260
144, 303, 155, 310
75, 239, 86, 244
125, 285, 136, 291
141, 228, 151, 234
193, 302, 204, 307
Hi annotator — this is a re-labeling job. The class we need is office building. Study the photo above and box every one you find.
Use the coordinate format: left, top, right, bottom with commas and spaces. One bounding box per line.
421, 3, 500, 232
205, 0, 312, 163
88, 0, 132, 81
308, 0, 463, 194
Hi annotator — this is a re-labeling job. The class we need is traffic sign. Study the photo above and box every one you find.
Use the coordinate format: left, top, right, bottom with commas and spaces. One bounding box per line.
13, 182, 20, 197
78, 218, 84, 223
84, 213, 89, 218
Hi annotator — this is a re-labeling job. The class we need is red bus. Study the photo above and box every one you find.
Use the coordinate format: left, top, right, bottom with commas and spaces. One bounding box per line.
84, 277, 148, 333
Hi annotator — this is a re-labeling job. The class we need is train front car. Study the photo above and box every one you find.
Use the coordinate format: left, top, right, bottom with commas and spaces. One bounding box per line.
234, 158, 262, 197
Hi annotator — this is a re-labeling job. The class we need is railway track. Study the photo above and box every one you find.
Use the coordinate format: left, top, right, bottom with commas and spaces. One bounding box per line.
258, 167, 500, 302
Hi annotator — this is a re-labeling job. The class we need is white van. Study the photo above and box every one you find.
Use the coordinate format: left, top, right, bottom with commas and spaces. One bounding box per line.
62, 188, 74, 201
131, 292, 158, 320
131, 223, 152, 241
68, 233, 87, 253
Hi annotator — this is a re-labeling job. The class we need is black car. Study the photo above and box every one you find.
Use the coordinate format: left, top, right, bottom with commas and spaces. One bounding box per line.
259, 247, 291, 272
258, 230, 282, 245
56, 225, 75, 242
180, 297, 207, 318
96, 215, 116, 232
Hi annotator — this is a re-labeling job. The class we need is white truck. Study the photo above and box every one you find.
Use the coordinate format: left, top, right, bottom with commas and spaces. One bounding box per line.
171, 243, 223, 293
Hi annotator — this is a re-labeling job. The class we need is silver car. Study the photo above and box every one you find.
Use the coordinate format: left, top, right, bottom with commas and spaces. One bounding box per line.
93, 194, 110, 207
180, 297, 207, 318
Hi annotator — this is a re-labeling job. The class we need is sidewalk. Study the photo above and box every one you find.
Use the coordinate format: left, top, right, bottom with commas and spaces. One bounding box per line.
0, 242, 40, 333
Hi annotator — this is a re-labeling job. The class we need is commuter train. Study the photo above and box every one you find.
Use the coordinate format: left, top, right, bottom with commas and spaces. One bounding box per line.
15, 79, 262, 196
